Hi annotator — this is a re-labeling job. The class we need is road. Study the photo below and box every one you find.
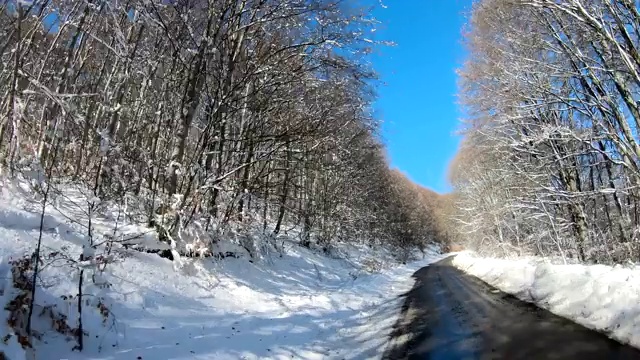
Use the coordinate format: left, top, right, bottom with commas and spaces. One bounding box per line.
383, 256, 640, 360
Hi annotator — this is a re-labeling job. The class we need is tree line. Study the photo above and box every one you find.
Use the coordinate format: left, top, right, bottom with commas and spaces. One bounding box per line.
0, 0, 444, 258
452, 0, 640, 263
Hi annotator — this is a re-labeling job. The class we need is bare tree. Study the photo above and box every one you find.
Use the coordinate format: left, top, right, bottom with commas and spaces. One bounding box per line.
453, 0, 640, 263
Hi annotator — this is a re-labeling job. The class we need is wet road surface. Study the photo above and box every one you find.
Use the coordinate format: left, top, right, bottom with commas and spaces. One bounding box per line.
383, 256, 640, 360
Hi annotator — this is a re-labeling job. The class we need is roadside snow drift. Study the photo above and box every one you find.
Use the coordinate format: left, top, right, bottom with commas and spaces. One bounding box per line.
453, 252, 640, 348
0, 179, 443, 360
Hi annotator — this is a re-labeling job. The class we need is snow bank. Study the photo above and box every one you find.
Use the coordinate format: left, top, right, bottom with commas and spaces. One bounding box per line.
0, 178, 444, 359
452, 252, 640, 348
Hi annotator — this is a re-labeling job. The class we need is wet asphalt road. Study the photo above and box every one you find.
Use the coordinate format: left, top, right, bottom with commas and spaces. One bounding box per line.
383, 256, 640, 360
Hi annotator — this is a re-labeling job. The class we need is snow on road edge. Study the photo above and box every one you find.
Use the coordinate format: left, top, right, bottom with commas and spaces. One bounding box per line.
452, 252, 640, 348
332, 251, 446, 359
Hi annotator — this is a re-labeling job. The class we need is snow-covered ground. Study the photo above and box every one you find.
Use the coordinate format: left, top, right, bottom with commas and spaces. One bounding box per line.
0, 178, 444, 360
453, 252, 640, 348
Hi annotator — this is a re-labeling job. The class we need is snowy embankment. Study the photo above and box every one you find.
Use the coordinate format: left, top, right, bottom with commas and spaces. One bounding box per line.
452, 252, 640, 348
0, 179, 443, 360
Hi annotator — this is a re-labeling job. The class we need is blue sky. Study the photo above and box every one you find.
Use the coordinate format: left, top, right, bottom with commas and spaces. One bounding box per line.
371, 0, 473, 193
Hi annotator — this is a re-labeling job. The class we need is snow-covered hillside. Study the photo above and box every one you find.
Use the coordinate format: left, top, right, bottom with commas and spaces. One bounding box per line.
0, 179, 443, 360
453, 252, 640, 348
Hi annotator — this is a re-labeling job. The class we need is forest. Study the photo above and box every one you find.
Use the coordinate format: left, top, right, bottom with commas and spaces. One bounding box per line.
451, 0, 640, 264
5, 1, 640, 357
5, 0, 637, 267
0, 0, 447, 261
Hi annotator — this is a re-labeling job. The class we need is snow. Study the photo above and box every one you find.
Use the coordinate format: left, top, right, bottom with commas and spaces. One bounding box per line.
0, 178, 444, 359
0, 260, 27, 360
452, 252, 640, 348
